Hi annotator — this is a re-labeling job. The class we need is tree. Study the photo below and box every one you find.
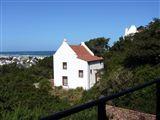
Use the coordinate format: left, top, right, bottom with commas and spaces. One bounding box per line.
85, 37, 110, 56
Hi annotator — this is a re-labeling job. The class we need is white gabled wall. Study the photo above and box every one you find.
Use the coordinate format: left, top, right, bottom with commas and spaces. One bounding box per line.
124, 25, 137, 36
53, 40, 90, 90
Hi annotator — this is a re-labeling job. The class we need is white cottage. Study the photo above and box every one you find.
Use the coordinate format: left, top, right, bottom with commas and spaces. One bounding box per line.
53, 39, 104, 90
124, 25, 137, 36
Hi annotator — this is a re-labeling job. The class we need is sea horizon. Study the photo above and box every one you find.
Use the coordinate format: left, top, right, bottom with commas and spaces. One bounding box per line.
0, 51, 55, 57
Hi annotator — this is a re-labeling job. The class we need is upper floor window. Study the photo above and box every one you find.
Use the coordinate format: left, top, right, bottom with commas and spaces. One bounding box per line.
63, 62, 67, 69
62, 76, 68, 86
79, 70, 83, 78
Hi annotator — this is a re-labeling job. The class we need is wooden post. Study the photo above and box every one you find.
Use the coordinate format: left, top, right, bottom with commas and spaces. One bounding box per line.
156, 80, 160, 120
98, 96, 106, 120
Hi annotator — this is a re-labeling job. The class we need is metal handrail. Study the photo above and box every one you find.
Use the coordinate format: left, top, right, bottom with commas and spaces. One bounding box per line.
41, 78, 160, 120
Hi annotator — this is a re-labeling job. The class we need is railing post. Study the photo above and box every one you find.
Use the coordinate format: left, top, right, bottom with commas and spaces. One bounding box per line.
156, 79, 160, 120
98, 96, 106, 120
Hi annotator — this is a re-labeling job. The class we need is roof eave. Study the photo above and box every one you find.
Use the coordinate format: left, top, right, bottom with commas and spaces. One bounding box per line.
87, 59, 104, 62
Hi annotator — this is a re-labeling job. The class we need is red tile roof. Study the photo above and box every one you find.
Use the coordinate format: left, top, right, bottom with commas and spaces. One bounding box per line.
70, 45, 103, 62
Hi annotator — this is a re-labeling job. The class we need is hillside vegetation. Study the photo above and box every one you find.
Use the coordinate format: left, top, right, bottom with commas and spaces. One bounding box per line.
84, 18, 160, 114
0, 19, 159, 120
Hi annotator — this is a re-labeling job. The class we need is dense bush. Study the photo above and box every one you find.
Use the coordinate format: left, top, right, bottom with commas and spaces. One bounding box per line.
0, 58, 70, 120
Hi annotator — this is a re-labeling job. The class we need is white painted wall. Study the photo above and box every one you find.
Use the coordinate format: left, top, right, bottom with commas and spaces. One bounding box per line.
89, 61, 104, 88
53, 41, 90, 90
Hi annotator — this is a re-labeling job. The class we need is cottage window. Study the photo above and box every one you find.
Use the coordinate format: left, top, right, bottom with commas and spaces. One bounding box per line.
90, 70, 92, 74
63, 62, 67, 69
79, 70, 83, 78
62, 76, 68, 86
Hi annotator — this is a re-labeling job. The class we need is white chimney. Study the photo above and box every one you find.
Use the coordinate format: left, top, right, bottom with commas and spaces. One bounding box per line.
63, 38, 67, 42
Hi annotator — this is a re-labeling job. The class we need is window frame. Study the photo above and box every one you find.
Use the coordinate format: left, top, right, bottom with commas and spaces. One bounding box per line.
79, 70, 84, 78
63, 62, 67, 70
62, 76, 68, 86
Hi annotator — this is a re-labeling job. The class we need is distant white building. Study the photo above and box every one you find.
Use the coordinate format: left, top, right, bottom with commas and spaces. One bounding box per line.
124, 25, 137, 36
53, 39, 104, 90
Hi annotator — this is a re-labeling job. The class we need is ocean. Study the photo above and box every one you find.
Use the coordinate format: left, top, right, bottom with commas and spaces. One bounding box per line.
0, 51, 55, 57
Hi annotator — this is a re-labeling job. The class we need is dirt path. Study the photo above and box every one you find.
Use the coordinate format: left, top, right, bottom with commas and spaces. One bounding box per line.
106, 105, 156, 120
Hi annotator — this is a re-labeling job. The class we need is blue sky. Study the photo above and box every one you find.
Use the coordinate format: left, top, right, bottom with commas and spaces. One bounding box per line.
0, 0, 159, 51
